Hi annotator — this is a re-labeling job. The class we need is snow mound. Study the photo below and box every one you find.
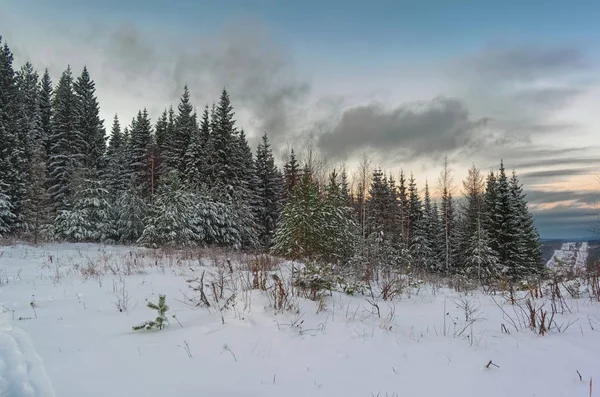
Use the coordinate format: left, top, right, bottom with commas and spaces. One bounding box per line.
0, 323, 55, 397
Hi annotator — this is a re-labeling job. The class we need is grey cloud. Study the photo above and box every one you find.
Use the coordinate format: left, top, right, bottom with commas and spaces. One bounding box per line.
3, 17, 311, 146
317, 96, 489, 159
510, 87, 583, 110
532, 205, 597, 239
461, 46, 588, 82
522, 168, 593, 179
449, 44, 593, 147
515, 157, 600, 170
525, 189, 598, 206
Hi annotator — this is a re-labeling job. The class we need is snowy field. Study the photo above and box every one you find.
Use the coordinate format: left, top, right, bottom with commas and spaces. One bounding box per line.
0, 243, 599, 397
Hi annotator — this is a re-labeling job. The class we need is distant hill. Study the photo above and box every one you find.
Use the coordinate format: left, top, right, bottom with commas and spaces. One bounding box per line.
541, 239, 600, 269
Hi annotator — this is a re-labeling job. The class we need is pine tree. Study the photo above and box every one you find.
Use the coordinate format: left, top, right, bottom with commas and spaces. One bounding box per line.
139, 171, 200, 247
483, 170, 499, 253
105, 115, 128, 195
457, 165, 488, 274
0, 183, 15, 237
272, 166, 328, 261
323, 168, 359, 264
283, 148, 300, 201
184, 105, 210, 188
463, 217, 500, 284
255, 132, 283, 247
422, 182, 441, 272
407, 173, 423, 241
48, 66, 80, 212
39, 69, 53, 154
14, 62, 43, 227
366, 168, 387, 237
340, 168, 353, 207
173, 85, 198, 176
154, 109, 170, 178
54, 169, 111, 242
74, 66, 106, 172
438, 157, 457, 275
115, 182, 148, 243
209, 89, 238, 188
509, 170, 544, 278
21, 143, 51, 243
397, 170, 410, 245
494, 160, 522, 283
0, 38, 23, 233
128, 109, 154, 197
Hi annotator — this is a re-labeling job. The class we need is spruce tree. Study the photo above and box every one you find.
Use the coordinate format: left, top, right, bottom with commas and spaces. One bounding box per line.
509, 170, 544, 278
438, 158, 457, 275
255, 132, 283, 247
283, 148, 300, 201
115, 181, 148, 243
422, 182, 441, 272
0, 183, 15, 237
21, 143, 51, 243
14, 62, 43, 227
74, 66, 106, 171
139, 171, 201, 247
463, 217, 499, 284
54, 169, 111, 242
184, 105, 210, 188
397, 170, 410, 245
105, 115, 128, 195
494, 160, 522, 283
154, 109, 170, 178
48, 66, 79, 212
128, 109, 154, 197
173, 85, 198, 175
323, 168, 358, 264
0, 38, 23, 233
457, 165, 488, 274
39, 69, 53, 153
272, 166, 327, 261
407, 173, 423, 242
209, 89, 238, 188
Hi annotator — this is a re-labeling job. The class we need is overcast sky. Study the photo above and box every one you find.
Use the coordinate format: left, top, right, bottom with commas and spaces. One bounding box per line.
1, 0, 599, 239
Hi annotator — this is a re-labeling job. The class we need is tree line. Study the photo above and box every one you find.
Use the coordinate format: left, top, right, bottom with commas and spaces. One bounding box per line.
0, 36, 543, 284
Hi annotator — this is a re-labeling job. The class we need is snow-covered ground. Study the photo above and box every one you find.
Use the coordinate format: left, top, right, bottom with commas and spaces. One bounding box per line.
546, 241, 589, 271
0, 243, 599, 397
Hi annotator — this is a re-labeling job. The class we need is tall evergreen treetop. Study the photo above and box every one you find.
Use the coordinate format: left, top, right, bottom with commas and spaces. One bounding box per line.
39, 69, 53, 151
74, 66, 106, 171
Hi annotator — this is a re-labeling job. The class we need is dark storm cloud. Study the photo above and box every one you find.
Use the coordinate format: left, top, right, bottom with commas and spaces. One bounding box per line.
317, 96, 489, 159
532, 205, 597, 239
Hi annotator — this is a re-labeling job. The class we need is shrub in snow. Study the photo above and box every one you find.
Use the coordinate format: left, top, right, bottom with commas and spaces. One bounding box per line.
132, 294, 169, 331
292, 262, 340, 301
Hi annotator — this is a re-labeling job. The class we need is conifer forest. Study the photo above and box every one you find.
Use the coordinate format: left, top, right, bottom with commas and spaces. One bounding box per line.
0, 35, 545, 287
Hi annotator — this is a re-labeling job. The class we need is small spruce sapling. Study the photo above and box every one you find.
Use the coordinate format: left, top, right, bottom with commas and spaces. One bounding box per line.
133, 295, 169, 331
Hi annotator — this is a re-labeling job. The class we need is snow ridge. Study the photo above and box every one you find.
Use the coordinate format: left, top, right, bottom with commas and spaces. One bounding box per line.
0, 322, 55, 397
